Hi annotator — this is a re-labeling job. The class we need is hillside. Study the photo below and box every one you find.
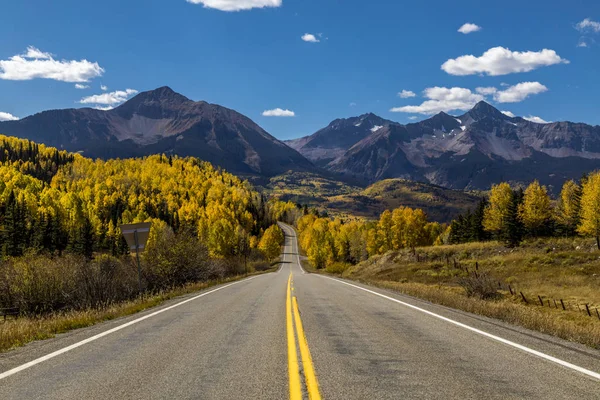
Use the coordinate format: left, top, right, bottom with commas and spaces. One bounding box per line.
289, 102, 600, 192
266, 172, 481, 222
0, 87, 314, 177
0, 134, 291, 260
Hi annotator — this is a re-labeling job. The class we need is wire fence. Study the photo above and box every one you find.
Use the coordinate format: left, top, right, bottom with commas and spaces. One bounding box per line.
427, 254, 600, 321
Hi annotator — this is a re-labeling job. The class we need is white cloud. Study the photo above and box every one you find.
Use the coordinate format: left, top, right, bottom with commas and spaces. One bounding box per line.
75, 84, 89, 89
301, 33, 320, 43
0, 46, 104, 83
475, 87, 498, 95
349, 102, 357, 107
22, 47, 52, 60
408, 116, 418, 120
94, 105, 114, 111
398, 90, 416, 98
458, 23, 481, 34
493, 82, 548, 103
391, 87, 484, 115
577, 39, 588, 48
101, 85, 108, 91
524, 115, 551, 124
186, 0, 281, 11
80, 88, 138, 105
576, 18, 600, 33
0, 112, 19, 121
262, 108, 295, 117
501, 111, 516, 118
441, 46, 568, 76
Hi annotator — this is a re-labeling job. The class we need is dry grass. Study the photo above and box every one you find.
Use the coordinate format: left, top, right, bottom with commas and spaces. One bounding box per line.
0, 271, 271, 353
351, 279, 600, 349
339, 236, 600, 349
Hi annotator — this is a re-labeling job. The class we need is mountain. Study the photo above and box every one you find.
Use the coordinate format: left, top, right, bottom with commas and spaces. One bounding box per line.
291, 101, 600, 191
0, 87, 314, 177
285, 113, 399, 167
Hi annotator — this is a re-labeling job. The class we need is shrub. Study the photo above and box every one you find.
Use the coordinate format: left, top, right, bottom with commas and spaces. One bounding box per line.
326, 262, 351, 274
143, 226, 222, 291
458, 272, 501, 300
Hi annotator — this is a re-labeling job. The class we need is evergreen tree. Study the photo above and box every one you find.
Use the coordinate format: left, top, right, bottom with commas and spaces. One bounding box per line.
502, 189, 524, 248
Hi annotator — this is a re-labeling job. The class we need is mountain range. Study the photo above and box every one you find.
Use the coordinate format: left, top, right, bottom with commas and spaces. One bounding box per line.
2, 87, 600, 192
0, 87, 313, 177
287, 101, 600, 192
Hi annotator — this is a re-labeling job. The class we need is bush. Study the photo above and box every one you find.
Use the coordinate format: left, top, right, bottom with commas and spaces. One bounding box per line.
143, 227, 223, 291
0, 254, 136, 314
0, 226, 259, 317
326, 262, 351, 274
458, 272, 501, 300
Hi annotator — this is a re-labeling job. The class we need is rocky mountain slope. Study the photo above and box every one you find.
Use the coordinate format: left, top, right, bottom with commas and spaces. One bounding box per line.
0, 87, 314, 177
289, 102, 600, 191
285, 113, 398, 167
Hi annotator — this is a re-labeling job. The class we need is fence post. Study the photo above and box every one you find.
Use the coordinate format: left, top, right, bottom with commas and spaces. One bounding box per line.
596, 308, 600, 320
538, 295, 544, 306
521, 292, 528, 304
553, 300, 558, 309
508, 285, 514, 295
560, 299, 566, 311
585, 304, 592, 317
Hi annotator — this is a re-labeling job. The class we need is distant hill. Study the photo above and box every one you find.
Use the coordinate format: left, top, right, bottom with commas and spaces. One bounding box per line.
0, 86, 315, 177
288, 102, 600, 192
265, 172, 481, 222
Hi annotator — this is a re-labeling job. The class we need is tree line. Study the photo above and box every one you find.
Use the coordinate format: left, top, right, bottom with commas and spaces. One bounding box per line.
0, 135, 292, 260
449, 173, 600, 248
0, 135, 290, 315
297, 207, 443, 270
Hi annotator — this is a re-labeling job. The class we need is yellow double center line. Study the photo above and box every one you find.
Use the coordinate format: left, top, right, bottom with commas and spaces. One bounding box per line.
287, 274, 322, 400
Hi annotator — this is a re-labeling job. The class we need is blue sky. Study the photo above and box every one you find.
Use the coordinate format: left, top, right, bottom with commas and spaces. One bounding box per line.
0, 0, 599, 139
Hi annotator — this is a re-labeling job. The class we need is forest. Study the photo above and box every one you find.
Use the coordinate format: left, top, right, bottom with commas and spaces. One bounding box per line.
0, 135, 296, 315
297, 174, 600, 273
448, 176, 599, 248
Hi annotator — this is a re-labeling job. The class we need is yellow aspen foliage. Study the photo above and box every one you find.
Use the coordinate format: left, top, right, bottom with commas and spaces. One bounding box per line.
483, 182, 513, 233
404, 208, 428, 250
578, 172, 600, 248
556, 180, 581, 232
518, 180, 552, 233
258, 225, 284, 262
365, 226, 380, 257
391, 207, 406, 251
377, 210, 393, 253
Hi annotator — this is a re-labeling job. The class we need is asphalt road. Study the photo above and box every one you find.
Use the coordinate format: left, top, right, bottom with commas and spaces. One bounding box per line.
1, 223, 599, 399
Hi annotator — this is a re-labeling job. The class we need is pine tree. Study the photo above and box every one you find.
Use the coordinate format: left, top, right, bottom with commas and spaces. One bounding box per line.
502, 189, 524, 248
2, 192, 25, 257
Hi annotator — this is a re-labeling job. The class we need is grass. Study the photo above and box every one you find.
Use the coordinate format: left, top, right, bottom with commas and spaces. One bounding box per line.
320, 236, 600, 349
0, 270, 274, 353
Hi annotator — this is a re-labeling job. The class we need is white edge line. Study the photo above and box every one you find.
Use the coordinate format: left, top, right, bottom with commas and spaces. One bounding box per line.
323, 276, 600, 381
0, 276, 259, 381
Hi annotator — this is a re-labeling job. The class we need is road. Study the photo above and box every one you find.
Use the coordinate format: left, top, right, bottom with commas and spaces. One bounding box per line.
1, 223, 599, 399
